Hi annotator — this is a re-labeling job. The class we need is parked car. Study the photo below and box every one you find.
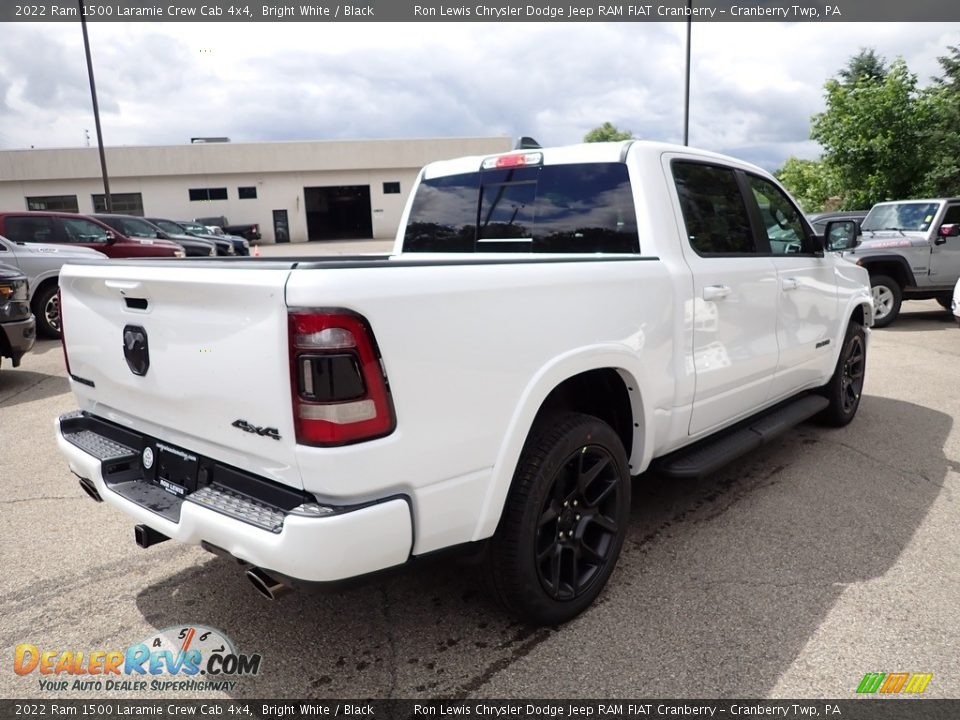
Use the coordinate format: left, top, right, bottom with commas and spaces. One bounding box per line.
0, 234, 106, 338
195, 216, 261, 242
0, 263, 35, 372
92, 215, 218, 257
176, 220, 250, 256
807, 210, 868, 235
0, 212, 184, 259
55, 141, 872, 625
143, 218, 235, 256
846, 198, 960, 327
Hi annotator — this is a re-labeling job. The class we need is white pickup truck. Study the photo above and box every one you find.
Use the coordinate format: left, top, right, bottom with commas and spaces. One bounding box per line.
55, 141, 873, 625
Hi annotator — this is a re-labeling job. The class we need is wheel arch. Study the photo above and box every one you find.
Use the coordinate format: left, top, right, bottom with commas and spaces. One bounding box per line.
471, 346, 650, 543
857, 256, 916, 289
29, 273, 59, 304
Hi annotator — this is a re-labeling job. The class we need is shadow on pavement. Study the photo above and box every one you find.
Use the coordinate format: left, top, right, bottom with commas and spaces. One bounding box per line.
134, 397, 951, 699
0, 369, 68, 408
883, 308, 956, 332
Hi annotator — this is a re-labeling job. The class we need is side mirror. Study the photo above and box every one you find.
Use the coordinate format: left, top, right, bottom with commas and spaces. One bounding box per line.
824, 219, 861, 252
936, 224, 959, 244
105, 230, 117, 244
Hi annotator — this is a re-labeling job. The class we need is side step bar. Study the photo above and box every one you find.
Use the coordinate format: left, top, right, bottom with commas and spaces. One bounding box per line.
653, 394, 829, 479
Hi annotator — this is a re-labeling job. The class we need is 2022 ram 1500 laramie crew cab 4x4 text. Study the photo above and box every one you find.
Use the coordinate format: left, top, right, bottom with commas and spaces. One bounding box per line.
54, 141, 873, 624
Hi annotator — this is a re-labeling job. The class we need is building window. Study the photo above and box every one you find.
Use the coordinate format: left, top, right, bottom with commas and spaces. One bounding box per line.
238, 186, 257, 199
92, 192, 144, 216
26, 195, 79, 212
383, 182, 401, 195
189, 188, 228, 202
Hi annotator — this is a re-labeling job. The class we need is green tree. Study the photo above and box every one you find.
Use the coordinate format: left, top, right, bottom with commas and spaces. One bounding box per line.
812, 57, 932, 208
838, 49, 887, 86
775, 157, 837, 213
583, 122, 634, 143
916, 45, 960, 197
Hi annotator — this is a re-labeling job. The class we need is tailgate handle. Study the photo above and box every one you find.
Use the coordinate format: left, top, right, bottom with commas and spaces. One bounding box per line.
125, 297, 149, 311
105, 280, 142, 291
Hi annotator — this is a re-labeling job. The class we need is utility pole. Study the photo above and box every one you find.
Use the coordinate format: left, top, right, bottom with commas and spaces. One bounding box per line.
683, 1, 692, 146
79, 0, 113, 212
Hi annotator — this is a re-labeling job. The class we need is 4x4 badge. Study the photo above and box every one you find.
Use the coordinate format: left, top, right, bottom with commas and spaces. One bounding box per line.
232, 419, 281, 441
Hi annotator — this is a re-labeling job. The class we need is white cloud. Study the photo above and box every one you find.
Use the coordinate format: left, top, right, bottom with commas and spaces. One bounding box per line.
1, 20, 957, 169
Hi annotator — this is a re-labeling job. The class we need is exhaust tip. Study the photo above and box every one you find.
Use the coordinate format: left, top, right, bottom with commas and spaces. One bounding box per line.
246, 567, 290, 600
78, 477, 102, 503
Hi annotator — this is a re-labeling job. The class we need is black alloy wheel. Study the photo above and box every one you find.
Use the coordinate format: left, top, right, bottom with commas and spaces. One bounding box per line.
485, 412, 630, 625
535, 445, 621, 601
840, 332, 865, 416
816, 321, 866, 427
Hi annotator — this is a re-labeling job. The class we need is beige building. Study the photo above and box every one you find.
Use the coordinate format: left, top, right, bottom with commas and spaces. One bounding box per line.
0, 137, 512, 243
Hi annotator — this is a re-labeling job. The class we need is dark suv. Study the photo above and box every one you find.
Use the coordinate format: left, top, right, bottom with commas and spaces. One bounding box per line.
0, 212, 184, 258
0, 263, 36, 372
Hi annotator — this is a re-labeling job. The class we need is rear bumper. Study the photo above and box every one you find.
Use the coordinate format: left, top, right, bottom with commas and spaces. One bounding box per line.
0, 315, 36, 366
54, 412, 414, 583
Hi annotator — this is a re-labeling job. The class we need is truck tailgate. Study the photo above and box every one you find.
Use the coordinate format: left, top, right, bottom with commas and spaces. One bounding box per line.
59, 262, 303, 490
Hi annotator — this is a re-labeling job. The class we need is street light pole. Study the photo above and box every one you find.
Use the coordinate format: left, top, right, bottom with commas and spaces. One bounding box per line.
79, 0, 113, 213
683, 1, 692, 146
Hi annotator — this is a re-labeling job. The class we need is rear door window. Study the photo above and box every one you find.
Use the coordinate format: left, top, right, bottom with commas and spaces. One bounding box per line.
403, 162, 639, 254
4, 216, 60, 244
672, 162, 756, 255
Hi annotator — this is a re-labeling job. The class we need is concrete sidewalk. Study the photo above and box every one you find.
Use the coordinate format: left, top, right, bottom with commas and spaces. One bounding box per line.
257, 238, 394, 257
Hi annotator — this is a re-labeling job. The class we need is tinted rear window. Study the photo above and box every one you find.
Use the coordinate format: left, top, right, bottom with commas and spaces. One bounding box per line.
403, 162, 639, 253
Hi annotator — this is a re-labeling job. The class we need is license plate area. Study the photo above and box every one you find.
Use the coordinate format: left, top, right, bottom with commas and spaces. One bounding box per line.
149, 441, 200, 497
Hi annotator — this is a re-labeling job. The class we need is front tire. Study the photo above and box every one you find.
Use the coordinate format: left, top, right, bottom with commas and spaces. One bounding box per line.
869, 275, 902, 328
936, 293, 952, 311
816, 321, 866, 427
31, 283, 61, 339
485, 412, 630, 625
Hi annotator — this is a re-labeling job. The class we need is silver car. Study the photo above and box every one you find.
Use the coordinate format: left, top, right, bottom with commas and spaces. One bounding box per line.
0, 234, 106, 338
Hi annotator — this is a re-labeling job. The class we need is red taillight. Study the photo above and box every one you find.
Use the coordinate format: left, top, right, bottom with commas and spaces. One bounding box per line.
288, 311, 395, 446
58, 288, 71, 376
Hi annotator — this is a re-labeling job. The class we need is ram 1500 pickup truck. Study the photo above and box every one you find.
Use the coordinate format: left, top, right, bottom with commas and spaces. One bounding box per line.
55, 141, 873, 625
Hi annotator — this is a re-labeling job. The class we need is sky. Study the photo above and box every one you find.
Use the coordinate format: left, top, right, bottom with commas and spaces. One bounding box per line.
1, 21, 958, 170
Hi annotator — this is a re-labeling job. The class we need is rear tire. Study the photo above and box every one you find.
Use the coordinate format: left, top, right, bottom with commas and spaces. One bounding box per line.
816, 321, 866, 427
869, 275, 902, 328
936, 293, 952, 311
31, 283, 61, 339
485, 412, 630, 625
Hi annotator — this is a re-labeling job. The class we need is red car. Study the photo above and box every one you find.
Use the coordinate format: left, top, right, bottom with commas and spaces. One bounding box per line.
0, 211, 184, 258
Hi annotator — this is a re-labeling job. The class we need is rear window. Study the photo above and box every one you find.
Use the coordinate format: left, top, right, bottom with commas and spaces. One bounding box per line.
403, 162, 639, 253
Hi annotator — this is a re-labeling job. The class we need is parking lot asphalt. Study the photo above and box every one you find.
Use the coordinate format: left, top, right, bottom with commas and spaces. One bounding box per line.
1, 254, 958, 699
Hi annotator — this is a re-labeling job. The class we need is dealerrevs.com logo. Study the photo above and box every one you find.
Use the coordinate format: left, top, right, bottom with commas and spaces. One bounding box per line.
14, 625, 262, 692
856, 672, 933, 695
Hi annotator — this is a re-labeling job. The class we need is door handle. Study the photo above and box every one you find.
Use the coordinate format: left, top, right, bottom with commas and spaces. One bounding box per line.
702, 285, 731, 301
782, 277, 800, 291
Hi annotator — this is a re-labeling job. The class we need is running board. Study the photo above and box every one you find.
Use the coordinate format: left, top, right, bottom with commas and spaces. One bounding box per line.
652, 395, 829, 479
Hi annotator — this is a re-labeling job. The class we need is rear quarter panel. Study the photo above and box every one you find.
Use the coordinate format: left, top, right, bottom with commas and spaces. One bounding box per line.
286, 258, 676, 553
